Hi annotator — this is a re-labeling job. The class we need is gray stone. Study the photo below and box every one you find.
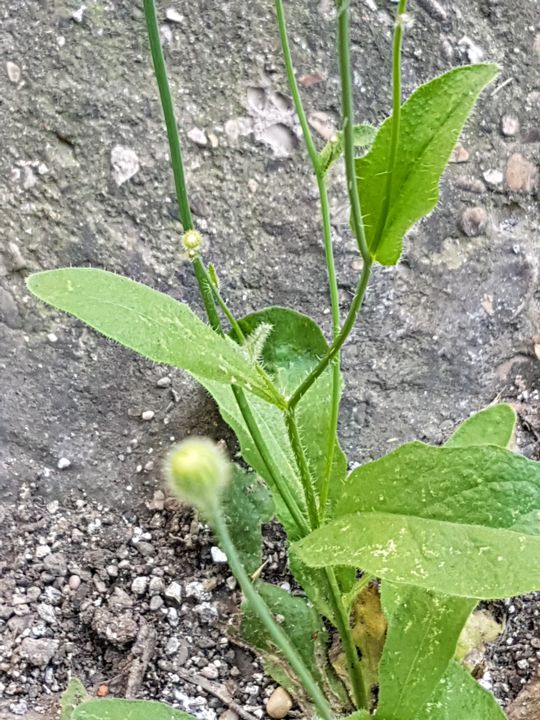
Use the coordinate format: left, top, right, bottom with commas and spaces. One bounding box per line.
19, 638, 59, 667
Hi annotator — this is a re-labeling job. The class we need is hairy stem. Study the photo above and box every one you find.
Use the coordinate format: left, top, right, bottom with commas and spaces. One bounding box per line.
198, 262, 246, 342
337, 0, 370, 264
325, 568, 368, 710
212, 511, 334, 720
371, 0, 408, 255
274, 0, 341, 522
285, 410, 320, 530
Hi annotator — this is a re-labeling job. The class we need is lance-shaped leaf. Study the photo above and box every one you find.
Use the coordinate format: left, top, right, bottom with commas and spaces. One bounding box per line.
419, 661, 507, 719
27, 268, 279, 405
356, 64, 498, 265
221, 467, 274, 574
376, 405, 516, 720
71, 699, 197, 720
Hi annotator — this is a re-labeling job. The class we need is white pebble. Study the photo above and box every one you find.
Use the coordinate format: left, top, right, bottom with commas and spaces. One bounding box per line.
141, 410, 155, 421
6, 61, 21, 84
210, 546, 227, 564
57, 457, 71, 470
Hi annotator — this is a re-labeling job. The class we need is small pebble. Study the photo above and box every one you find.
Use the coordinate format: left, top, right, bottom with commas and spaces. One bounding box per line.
266, 687, 293, 719
165, 8, 183, 23
156, 376, 171, 388
35, 545, 51, 559
506, 153, 538, 193
141, 410, 155, 421
57, 457, 71, 470
131, 576, 149, 596
187, 128, 208, 147
164, 581, 182, 604
460, 206, 488, 237
68, 575, 81, 591
6, 61, 21, 84
483, 169, 503, 187
210, 546, 227, 564
501, 115, 520, 137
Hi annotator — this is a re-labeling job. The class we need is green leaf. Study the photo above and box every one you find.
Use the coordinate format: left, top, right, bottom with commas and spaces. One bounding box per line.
334, 442, 540, 533
295, 507, 540, 598
376, 405, 516, 720
61, 678, 89, 719
418, 661, 507, 719
319, 123, 376, 174
27, 268, 278, 405
72, 698, 196, 720
446, 404, 516, 449
221, 466, 274, 574
198, 307, 347, 532
356, 64, 498, 265
376, 584, 475, 720
240, 582, 348, 711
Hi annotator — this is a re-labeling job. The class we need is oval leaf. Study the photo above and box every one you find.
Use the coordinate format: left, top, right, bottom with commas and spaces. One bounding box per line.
356, 64, 498, 265
27, 268, 278, 404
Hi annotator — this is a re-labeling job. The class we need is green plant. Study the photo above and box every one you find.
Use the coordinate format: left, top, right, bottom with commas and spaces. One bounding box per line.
28, 1, 538, 719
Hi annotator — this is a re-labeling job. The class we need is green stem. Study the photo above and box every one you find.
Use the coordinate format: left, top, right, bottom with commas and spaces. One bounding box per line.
285, 410, 320, 529
212, 511, 334, 720
337, 0, 370, 264
289, 259, 373, 410
198, 262, 246, 342
325, 568, 367, 709
192, 257, 221, 332
144, 0, 193, 231
231, 386, 310, 537
275, 0, 321, 172
275, 0, 342, 522
342, 573, 374, 613
371, 0, 408, 255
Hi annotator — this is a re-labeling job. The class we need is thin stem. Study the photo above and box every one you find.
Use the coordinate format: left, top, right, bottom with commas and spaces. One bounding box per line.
144, 0, 193, 231
285, 410, 320, 529
342, 573, 374, 613
212, 512, 334, 720
275, 0, 321, 172
337, 0, 370, 264
144, 0, 306, 538
325, 568, 367, 709
192, 257, 221, 332
289, 259, 373, 410
231, 386, 311, 537
198, 263, 246, 343
275, 1, 342, 521
371, 0, 408, 255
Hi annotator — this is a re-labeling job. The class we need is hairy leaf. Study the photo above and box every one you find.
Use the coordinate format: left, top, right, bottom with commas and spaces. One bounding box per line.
376, 405, 516, 719
72, 698, 196, 720
419, 661, 507, 719
319, 123, 376, 174
27, 268, 278, 405
221, 467, 274, 574
356, 64, 498, 265
199, 307, 347, 537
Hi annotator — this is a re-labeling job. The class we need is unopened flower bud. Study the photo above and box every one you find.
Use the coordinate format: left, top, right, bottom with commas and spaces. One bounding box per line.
182, 229, 202, 258
166, 437, 230, 516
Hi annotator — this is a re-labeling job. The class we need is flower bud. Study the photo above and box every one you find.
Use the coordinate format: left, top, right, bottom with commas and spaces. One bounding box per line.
166, 437, 230, 516
182, 229, 203, 258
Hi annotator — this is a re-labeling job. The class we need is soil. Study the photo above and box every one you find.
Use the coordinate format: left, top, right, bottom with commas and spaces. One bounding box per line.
0, 0, 539, 718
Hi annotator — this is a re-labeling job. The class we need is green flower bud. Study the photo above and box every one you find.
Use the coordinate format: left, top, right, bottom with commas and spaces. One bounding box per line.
166, 437, 230, 516
182, 229, 203, 258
